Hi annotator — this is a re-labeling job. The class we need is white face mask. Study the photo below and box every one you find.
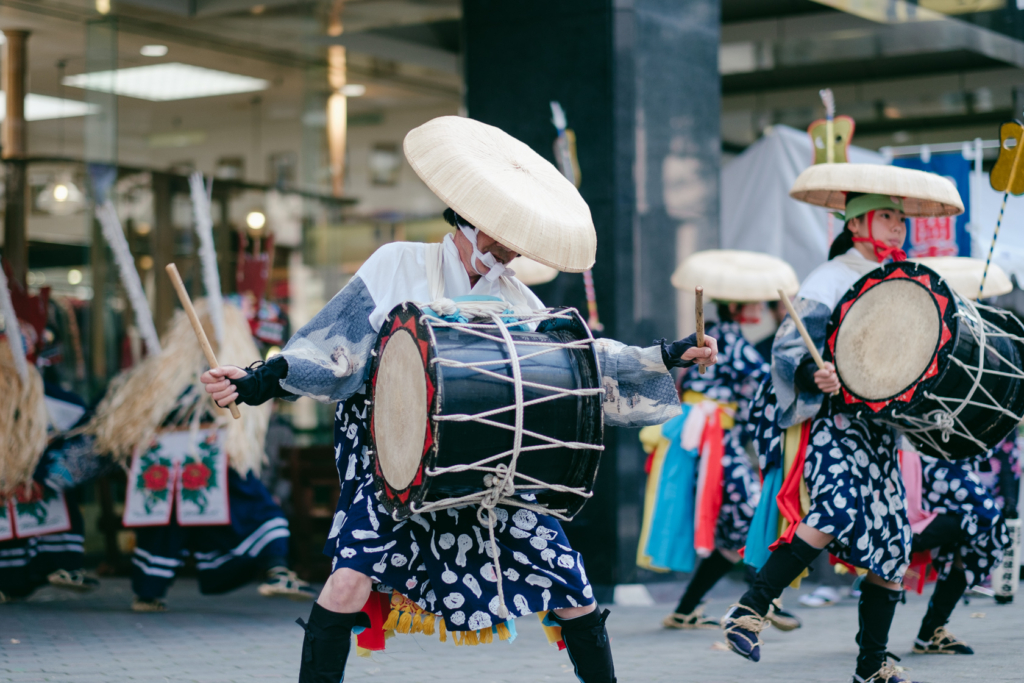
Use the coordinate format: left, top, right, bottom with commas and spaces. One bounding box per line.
456, 218, 514, 283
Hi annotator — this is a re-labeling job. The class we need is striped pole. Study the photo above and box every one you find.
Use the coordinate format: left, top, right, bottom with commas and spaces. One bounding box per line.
979, 133, 1022, 298
979, 190, 1010, 299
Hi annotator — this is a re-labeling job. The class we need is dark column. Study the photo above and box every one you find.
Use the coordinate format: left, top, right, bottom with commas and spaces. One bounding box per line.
464, 0, 720, 589
2, 30, 30, 287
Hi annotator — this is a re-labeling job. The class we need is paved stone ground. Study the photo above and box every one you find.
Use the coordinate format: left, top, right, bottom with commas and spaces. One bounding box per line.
1, 575, 1020, 682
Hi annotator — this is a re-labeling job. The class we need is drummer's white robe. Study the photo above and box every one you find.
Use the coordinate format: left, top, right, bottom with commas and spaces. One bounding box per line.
273, 235, 681, 632
278, 234, 681, 428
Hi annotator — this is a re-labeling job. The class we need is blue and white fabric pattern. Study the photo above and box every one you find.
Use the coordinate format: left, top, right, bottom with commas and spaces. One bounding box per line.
284, 236, 680, 629
918, 454, 1008, 587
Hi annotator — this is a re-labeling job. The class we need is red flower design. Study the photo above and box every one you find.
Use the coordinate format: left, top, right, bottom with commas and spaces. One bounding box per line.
14, 482, 44, 504
181, 462, 212, 491
142, 464, 171, 491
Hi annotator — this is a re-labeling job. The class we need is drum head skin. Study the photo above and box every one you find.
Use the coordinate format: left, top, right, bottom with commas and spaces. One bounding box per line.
834, 279, 940, 401
826, 262, 956, 413
374, 329, 429, 491
368, 303, 439, 508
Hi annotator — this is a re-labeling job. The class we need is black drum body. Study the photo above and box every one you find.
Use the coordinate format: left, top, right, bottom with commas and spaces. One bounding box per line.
367, 303, 604, 520
825, 261, 1024, 460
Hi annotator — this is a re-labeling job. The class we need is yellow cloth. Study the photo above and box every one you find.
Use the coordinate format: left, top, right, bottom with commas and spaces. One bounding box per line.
636, 425, 671, 572
680, 390, 737, 430
779, 424, 811, 588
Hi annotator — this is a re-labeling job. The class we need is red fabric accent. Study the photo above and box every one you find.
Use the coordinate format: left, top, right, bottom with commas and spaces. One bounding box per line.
769, 421, 812, 551
694, 410, 725, 556
864, 399, 891, 412
828, 554, 861, 575
644, 448, 656, 475
3, 260, 49, 364
356, 592, 392, 652
908, 551, 936, 595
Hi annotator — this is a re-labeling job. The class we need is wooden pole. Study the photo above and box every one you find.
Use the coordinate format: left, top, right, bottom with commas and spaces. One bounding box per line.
165, 263, 241, 419
695, 286, 706, 374
2, 30, 30, 287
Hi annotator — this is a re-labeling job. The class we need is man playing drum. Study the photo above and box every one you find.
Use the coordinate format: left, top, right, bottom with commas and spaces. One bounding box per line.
723, 163, 965, 683
201, 116, 717, 683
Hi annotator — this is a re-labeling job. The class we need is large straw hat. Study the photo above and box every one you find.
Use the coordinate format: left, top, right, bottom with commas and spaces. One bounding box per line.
671, 249, 800, 302
404, 116, 596, 272
509, 256, 559, 286
911, 256, 1013, 299
790, 163, 964, 217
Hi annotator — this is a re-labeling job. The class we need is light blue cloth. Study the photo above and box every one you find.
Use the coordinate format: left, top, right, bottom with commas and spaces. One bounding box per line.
743, 465, 782, 571
644, 406, 700, 573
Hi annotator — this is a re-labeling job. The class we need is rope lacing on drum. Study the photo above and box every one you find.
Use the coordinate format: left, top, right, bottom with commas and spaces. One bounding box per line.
404, 307, 605, 620
884, 298, 1024, 459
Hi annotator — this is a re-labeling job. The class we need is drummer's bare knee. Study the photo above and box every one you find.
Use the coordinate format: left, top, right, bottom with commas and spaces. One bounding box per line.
795, 523, 834, 549
318, 567, 372, 612
553, 603, 597, 620
865, 571, 902, 592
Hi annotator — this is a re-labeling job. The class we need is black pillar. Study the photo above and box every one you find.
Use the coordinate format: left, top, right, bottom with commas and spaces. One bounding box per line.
464, 0, 720, 590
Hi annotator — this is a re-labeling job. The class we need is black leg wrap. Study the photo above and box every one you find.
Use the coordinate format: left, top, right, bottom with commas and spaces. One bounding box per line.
552, 608, 616, 683
676, 549, 735, 615
739, 536, 823, 616
296, 603, 370, 683
855, 582, 902, 679
911, 514, 966, 554
918, 567, 967, 641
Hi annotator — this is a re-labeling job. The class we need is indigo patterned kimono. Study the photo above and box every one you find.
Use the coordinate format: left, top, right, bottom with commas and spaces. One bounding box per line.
680, 320, 765, 549
276, 236, 681, 632
750, 249, 912, 583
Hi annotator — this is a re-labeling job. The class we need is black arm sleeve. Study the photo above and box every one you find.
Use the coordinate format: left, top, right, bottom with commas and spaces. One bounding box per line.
660, 333, 700, 370
793, 356, 821, 395
230, 356, 294, 406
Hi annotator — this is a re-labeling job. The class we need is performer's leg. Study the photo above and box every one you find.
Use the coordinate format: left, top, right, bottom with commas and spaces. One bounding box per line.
666, 549, 736, 628
723, 525, 828, 661
131, 524, 185, 611
297, 568, 372, 683
854, 574, 903, 681
909, 514, 974, 654
551, 603, 616, 683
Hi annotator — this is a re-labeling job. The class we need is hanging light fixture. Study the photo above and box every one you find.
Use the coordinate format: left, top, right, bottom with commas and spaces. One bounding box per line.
38, 170, 86, 215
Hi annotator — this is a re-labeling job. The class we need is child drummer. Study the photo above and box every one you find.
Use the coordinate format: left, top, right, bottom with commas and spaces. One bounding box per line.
722, 163, 965, 683
639, 250, 800, 630
202, 116, 718, 683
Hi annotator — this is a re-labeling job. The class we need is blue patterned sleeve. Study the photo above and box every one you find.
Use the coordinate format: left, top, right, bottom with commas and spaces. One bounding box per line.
594, 340, 682, 428
277, 276, 378, 404
771, 297, 832, 429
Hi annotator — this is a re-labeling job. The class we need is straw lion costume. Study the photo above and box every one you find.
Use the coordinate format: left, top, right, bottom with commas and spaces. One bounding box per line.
209, 116, 713, 683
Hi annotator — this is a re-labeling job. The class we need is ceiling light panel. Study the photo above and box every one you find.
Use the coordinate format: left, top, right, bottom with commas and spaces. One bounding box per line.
0, 92, 99, 121
62, 63, 269, 102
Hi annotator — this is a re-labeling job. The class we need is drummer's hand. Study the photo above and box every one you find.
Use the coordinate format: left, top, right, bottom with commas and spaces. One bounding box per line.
201, 366, 247, 407
814, 362, 840, 394
683, 335, 719, 368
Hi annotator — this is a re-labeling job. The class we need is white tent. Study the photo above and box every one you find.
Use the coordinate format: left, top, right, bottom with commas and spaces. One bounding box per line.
969, 173, 1024, 286
720, 125, 886, 281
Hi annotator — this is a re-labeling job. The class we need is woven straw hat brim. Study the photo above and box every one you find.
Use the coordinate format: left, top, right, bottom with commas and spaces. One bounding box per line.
790, 163, 964, 217
671, 249, 800, 302
910, 257, 1013, 299
509, 256, 559, 286
404, 116, 596, 273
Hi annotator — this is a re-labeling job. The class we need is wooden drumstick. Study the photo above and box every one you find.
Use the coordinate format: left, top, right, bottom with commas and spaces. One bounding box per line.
695, 286, 706, 374
777, 289, 838, 397
165, 263, 242, 420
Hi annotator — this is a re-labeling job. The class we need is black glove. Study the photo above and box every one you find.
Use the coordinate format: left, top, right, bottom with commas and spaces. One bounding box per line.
794, 356, 820, 395
660, 333, 700, 370
230, 355, 293, 406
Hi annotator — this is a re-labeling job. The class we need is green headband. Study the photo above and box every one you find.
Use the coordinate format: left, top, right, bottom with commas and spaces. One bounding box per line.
831, 193, 905, 223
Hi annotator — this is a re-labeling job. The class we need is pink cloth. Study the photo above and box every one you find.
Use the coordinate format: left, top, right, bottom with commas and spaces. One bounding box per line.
900, 448, 939, 534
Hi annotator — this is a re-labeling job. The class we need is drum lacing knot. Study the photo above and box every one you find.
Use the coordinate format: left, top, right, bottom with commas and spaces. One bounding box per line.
430, 298, 459, 317
930, 411, 956, 442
